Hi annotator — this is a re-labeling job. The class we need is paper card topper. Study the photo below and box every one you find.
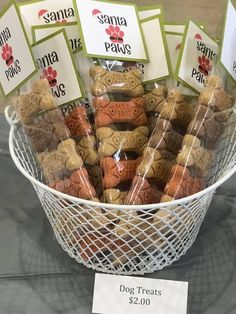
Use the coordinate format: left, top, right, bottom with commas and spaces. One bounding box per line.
32, 22, 82, 53
164, 24, 185, 34
18, 0, 76, 43
0, 1, 37, 97
73, 0, 148, 62
138, 5, 162, 20
221, 0, 236, 83
92, 274, 189, 314
32, 30, 83, 106
141, 15, 171, 83
166, 33, 183, 74
175, 20, 219, 93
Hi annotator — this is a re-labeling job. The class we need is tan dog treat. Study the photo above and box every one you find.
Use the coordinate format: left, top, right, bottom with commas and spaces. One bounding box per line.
126, 176, 163, 205
96, 126, 149, 157
87, 165, 103, 196
149, 119, 183, 154
76, 135, 98, 166
17, 80, 57, 124
160, 91, 195, 129
101, 157, 141, 188
93, 97, 147, 127
32, 79, 51, 94
89, 65, 144, 97
144, 86, 168, 112
49, 168, 97, 200
103, 189, 128, 205
177, 134, 213, 177
64, 106, 92, 138
164, 165, 204, 199
37, 139, 83, 183
137, 147, 173, 185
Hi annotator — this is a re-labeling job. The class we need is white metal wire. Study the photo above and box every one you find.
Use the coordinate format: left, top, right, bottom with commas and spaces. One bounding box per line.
6, 107, 236, 275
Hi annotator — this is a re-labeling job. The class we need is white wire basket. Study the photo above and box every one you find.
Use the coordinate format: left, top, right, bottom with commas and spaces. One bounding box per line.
5, 106, 236, 275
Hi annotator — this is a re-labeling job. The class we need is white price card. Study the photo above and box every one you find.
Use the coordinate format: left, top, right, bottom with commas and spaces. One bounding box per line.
138, 5, 162, 20
221, 0, 236, 83
141, 15, 171, 83
0, 1, 37, 97
92, 274, 188, 314
73, 0, 148, 62
18, 0, 76, 43
175, 20, 219, 93
32, 29, 83, 106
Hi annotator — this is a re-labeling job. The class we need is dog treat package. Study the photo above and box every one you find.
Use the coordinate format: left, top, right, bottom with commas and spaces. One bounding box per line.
89, 61, 149, 205
15, 78, 99, 202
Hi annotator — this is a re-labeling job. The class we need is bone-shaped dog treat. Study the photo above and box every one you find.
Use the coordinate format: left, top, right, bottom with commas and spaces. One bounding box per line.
93, 97, 147, 127
96, 126, 149, 157
89, 65, 144, 97
49, 168, 97, 200
160, 91, 195, 129
187, 105, 224, 149
126, 176, 163, 205
136, 147, 173, 185
64, 106, 92, 138
149, 119, 183, 154
87, 165, 103, 196
17, 80, 57, 124
164, 165, 204, 199
25, 109, 71, 153
177, 135, 213, 177
101, 157, 142, 188
76, 135, 98, 166
200, 76, 233, 120
37, 139, 83, 183
103, 189, 128, 205
144, 86, 168, 112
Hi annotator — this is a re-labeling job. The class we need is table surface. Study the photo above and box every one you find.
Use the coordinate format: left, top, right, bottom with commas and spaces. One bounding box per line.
1, 0, 236, 313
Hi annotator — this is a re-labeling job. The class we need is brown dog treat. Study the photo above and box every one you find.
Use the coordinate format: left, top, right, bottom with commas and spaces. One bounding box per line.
25, 109, 71, 153
87, 165, 103, 196
164, 165, 204, 199
64, 106, 92, 138
126, 176, 162, 205
96, 126, 149, 157
177, 134, 213, 177
93, 97, 147, 127
103, 189, 128, 205
144, 86, 168, 112
137, 147, 173, 185
49, 167, 97, 200
89, 65, 144, 97
76, 135, 98, 166
160, 149, 176, 162
37, 139, 83, 183
101, 157, 141, 189
149, 119, 183, 154
187, 105, 224, 149
160, 91, 195, 129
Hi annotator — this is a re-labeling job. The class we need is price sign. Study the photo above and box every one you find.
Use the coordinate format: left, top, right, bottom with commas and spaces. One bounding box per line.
92, 274, 188, 314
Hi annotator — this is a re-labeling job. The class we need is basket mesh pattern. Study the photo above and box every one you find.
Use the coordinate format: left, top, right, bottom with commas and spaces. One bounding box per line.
9, 113, 236, 275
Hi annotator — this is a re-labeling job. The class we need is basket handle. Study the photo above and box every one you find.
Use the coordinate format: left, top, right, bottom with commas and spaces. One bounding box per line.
5, 105, 20, 127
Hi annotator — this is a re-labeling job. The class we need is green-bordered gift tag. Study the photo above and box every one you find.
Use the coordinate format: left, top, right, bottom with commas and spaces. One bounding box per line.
175, 19, 219, 93
32, 22, 82, 53
141, 15, 171, 84
18, 0, 76, 43
221, 0, 236, 83
0, 0, 37, 97
138, 5, 162, 20
73, 0, 149, 62
32, 29, 84, 106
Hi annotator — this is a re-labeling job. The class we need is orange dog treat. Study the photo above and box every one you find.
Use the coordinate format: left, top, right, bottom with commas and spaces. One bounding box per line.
126, 176, 163, 205
49, 168, 97, 200
93, 97, 147, 127
164, 165, 204, 199
64, 106, 92, 138
101, 157, 142, 188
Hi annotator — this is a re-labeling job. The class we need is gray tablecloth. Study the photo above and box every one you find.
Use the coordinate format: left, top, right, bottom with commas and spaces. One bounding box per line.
0, 114, 236, 314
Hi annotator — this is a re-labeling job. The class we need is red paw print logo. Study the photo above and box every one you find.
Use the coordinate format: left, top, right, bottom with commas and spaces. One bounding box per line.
42, 66, 58, 87
198, 55, 211, 76
106, 25, 124, 43
1, 43, 14, 67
